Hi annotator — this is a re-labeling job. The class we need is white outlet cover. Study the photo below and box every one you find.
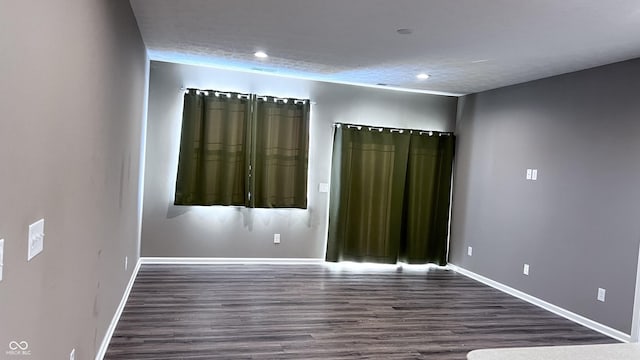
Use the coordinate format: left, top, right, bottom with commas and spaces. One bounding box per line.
523, 264, 530, 275
318, 183, 330, 193
274, 233, 281, 244
532, 169, 538, 180
597, 288, 606, 302
28, 219, 45, 261
467, 246, 473, 256
526, 169, 532, 180
0, 239, 4, 282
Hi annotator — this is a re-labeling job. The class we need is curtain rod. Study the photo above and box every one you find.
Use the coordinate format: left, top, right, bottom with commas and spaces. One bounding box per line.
180, 87, 315, 104
335, 123, 453, 136
181, 87, 250, 98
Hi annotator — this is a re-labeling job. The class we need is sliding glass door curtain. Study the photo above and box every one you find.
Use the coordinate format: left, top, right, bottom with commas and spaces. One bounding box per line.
326, 124, 455, 265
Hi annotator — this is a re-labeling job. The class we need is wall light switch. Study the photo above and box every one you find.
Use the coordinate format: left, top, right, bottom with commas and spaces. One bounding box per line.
274, 233, 281, 244
125, 256, 128, 271
28, 219, 45, 261
318, 183, 330, 193
526, 169, 532, 180
523, 264, 530, 275
467, 246, 473, 256
597, 288, 606, 302
531, 169, 538, 180
0, 239, 4, 282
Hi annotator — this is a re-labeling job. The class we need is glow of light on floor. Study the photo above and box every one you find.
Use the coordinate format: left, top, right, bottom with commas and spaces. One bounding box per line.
325, 261, 447, 273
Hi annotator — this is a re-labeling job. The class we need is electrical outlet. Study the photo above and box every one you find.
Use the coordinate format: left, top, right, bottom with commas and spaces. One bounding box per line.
467, 246, 473, 256
125, 256, 128, 271
597, 288, 606, 302
531, 169, 538, 180
274, 233, 281, 244
523, 264, 530, 276
69, 348, 75, 360
526, 169, 532, 180
28, 219, 45, 261
0, 239, 4, 282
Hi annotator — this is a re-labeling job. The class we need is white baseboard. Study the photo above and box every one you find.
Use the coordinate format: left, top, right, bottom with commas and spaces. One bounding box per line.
448, 264, 631, 343
140, 257, 324, 265
95, 257, 142, 360
631, 245, 640, 342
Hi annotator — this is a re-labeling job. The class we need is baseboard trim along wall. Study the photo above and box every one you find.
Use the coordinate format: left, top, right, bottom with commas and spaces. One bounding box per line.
140, 257, 325, 265
95, 258, 143, 360
448, 264, 631, 343
631, 245, 640, 342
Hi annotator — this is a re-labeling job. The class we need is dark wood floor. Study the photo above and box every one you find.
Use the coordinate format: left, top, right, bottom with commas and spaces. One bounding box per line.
105, 264, 615, 359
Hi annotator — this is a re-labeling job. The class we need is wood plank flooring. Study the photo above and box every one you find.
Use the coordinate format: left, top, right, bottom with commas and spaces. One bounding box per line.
105, 265, 615, 359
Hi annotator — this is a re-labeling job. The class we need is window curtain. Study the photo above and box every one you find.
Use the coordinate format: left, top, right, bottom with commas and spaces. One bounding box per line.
174, 90, 250, 206
250, 98, 310, 208
400, 132, 455, 265
326, 127, 411, 263
174, 90, 310, 208
326, 126, 455, 265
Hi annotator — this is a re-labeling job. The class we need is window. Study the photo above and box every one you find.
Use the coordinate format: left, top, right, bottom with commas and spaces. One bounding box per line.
174, 89, 310, 209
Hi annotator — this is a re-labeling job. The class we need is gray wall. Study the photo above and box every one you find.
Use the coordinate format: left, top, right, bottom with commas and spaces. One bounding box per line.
0, 1, 148, 358
450, 58, 640, 334
141, 61, 458, 258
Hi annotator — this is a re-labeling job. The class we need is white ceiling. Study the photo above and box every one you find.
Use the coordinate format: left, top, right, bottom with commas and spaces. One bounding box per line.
130, 0, 640, 95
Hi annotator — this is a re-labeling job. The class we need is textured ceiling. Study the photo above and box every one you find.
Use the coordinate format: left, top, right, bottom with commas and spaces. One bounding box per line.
130, 0, 640, 95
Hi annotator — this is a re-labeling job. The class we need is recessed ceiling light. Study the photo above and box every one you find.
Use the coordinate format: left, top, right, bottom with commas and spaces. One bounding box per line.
396, 28, 413, 35
416, 73, 430, 80
254, 51, 268, 58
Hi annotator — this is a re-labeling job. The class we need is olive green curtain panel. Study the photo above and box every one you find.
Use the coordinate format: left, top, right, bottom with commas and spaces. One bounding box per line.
327, 127, 411, 263
174, 90, 250, 206
400, 132, 455, 265
326, 126, 455, 265
174, 90, 310, 208
250, 98, 310, 208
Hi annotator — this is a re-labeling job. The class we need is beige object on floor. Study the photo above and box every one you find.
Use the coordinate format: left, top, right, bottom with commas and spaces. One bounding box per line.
468, 343, 640, 360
